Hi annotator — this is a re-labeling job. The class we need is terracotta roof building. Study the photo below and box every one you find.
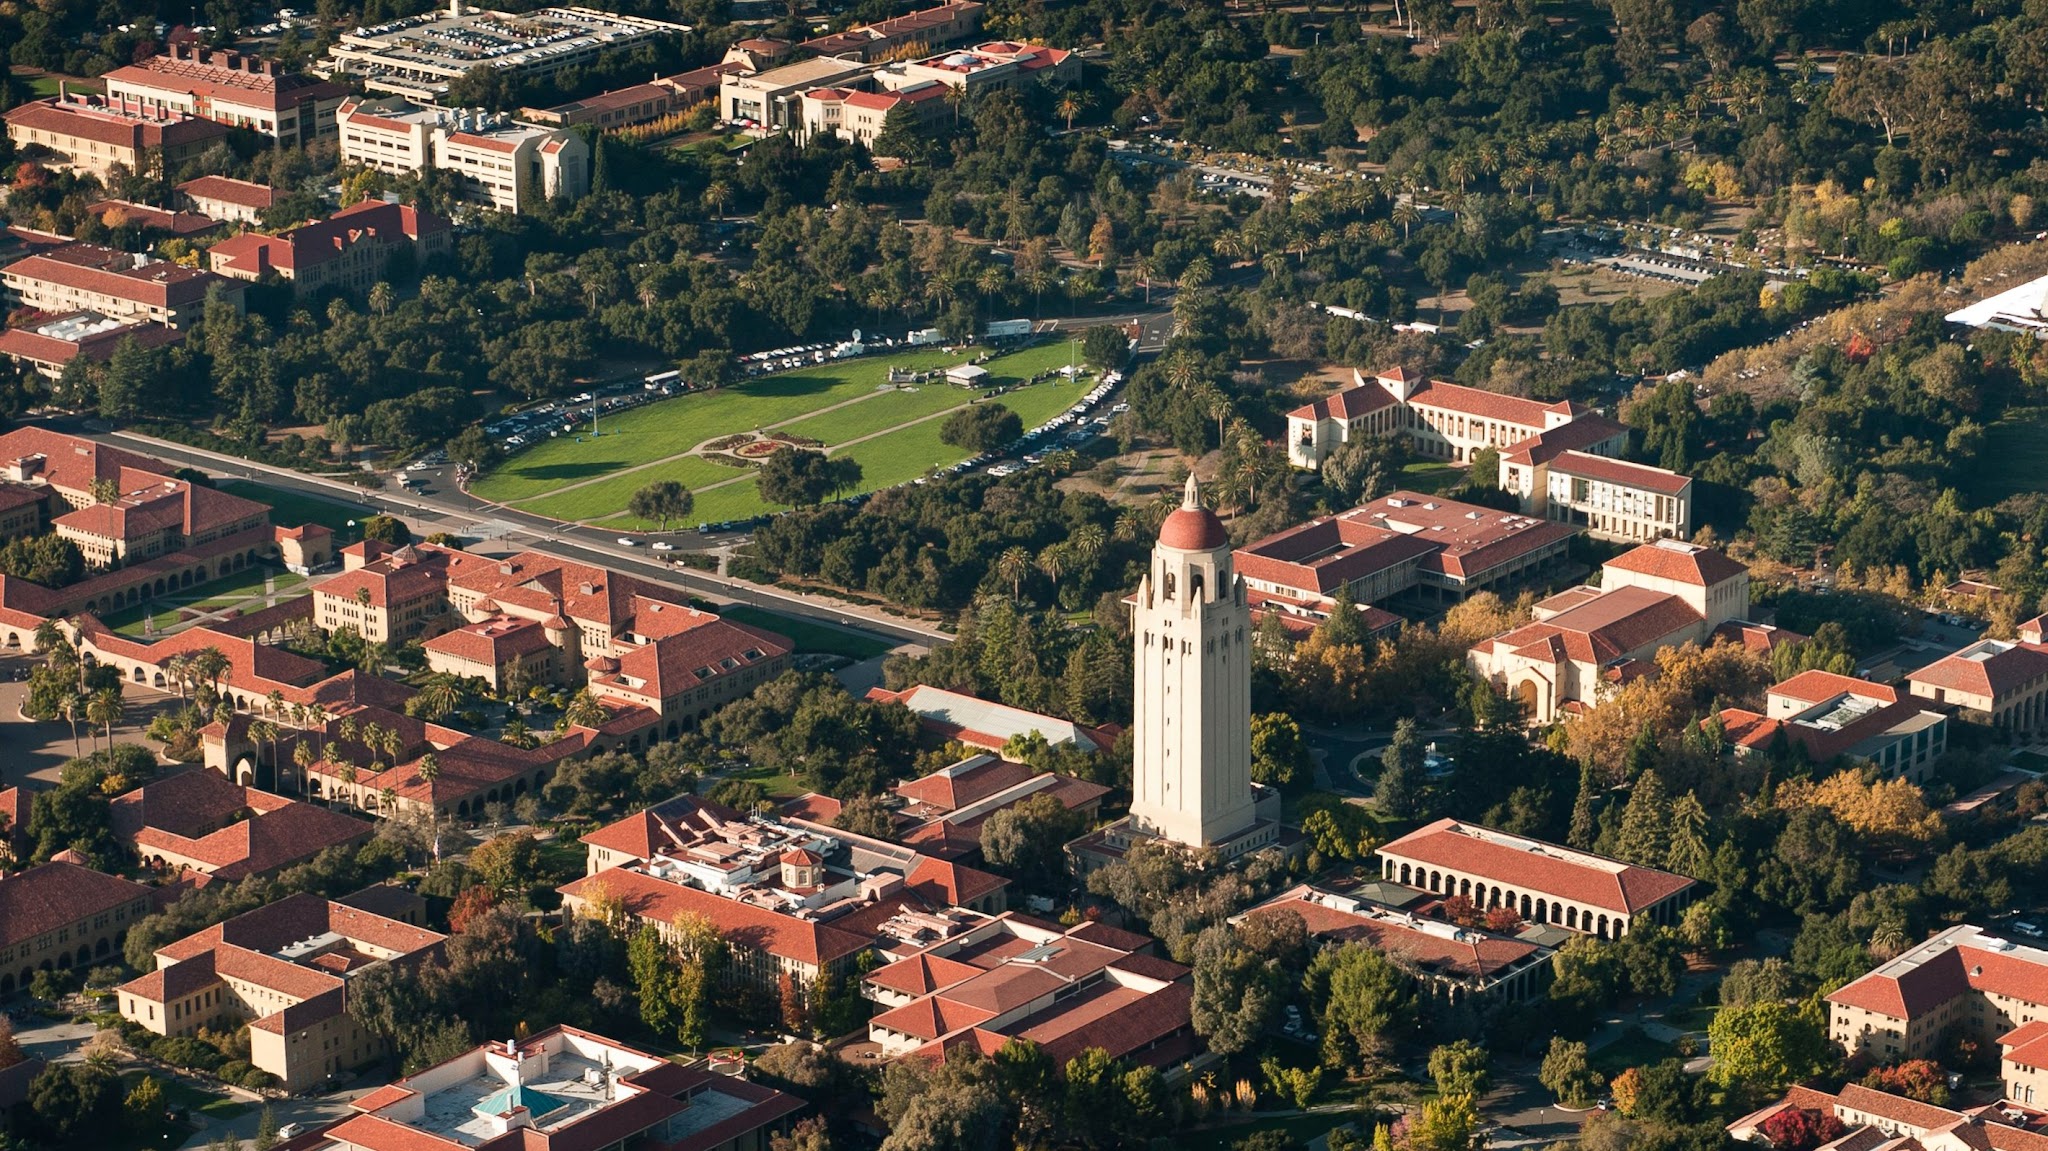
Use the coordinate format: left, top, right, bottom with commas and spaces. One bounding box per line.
0, 310, 183, 380
1504, 447, 1694, 544
888, 753, 1110, 859
563, 798, 1007, 1008
208, 200, 452, 294
112, 769, 372, 884
318, 1025, 803, 1151
0, 862, 152, 995
1729, 1081, 2048, 1151
1469, 537, 1759, 723
1235, 490, 1576, 611
1907, 638, 2048, 739
118, 892, 446, 1092
1719, 672, 1948, 783
863, 913, 1199, 1073
799, 0, 985, 62
176, 175, 275, 223
102, 44, 351, 147
85, 199, 222, 237
1287, 366, 1627, 473
0, 427, 272, 570
1826, 924, 2048, 1064
1237, 883, 1553, 1003
1376, 818, 1697, 939
522, 62, 744, 128
864, 684, 1115, 753
3, 95, 227, 179
2, 240, 242, 329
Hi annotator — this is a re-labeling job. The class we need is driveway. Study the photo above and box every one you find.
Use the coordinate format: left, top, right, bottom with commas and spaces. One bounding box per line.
176, 1086, 375, 1150
10, 1013, 96, 1063
0, 654, 183, 790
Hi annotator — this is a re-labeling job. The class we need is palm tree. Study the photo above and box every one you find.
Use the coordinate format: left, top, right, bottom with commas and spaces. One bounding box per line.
165, 654, 190, 702
368, 281, 394, 318
996, 546, 1031, 602
418, 752, 441, 789
1114, 508, 1146, 542
191, 647, 230, 697
358, 641, 388, 676
354, 586, 372, 610
1163, 350, 1202, 393
266, 689, 286, 721
293, 741, 315, 798
1054, 89, 1089, 132
378, 725, 405, 765
248, 719, 275, 781
379, 787, 399, 815
1071, 523, 1106, 564
61, 693, 87, 758
90, 688, 123, 754
416, 674, 463, 721
562, 689, 607, 729
703, 180, 731, 221
1036, 543, 1070, 585
1393, 199, 1420, 240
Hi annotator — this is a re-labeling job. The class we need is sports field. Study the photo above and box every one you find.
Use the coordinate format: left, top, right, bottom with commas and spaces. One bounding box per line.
469, 341, 1089, 529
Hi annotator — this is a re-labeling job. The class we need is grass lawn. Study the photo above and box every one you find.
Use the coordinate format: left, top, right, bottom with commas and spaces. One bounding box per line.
156, 1076, 249, 1121
25, 74, 100, 97
1965, 406, 2048, 505
1590, 1026, 1677, 1078
1397, 460, 1465, 495
720, 605, 893, 660
1664, 1003, 1719, 1032
219, 479, 377, 534
1177, 1114, 1354, 1151
718, 763, 811, 800
476, 342, 1085, 526
102, 566, 304, 636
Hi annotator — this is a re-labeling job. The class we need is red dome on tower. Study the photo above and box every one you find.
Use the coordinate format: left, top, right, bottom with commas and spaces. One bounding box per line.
1158, 475, 1227, 550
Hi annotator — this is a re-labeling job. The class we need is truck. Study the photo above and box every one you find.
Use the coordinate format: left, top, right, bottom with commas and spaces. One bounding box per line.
982, 318, 1033, 340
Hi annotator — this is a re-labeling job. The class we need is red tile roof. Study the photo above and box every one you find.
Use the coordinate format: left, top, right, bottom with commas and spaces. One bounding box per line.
3, 242, 233, 309
1246, 886, 1546, 983
1833, 1084, 1970, 1132
1481, 585, 1702, 667
1907, 640, 2048, 699
580, 795, 749, 860
0, 313, 184, 369
1774, 670, 1897, 706
176, 175, 275, 209
592, 616, 791, 702
1497, 420, 1630, 466
0, 862, 150, 949
103, 47, 350, 113
896, 758, 1034, 812
1544, 449, 1690, 494
905, 856, 1007, 906
560, 868, 871, 967
208, 200, 448, 277
1603, 540, 1748, 587
86, 199, 220, 236
2, 97, 228, 153
421, 614, 553, 665
2001, 1021, 2048, 1069
1827, 927, 2048, 1020
1402, 376, 1582, 428
1379, 819, 1695, 915
1234, 513, 1441, 597
1286, 380, 1401, 423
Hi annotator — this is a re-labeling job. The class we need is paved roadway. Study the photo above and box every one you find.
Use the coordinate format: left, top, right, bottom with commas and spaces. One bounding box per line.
55, 422, 948, 650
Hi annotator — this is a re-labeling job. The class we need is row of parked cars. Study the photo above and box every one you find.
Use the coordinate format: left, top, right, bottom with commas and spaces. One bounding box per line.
987, 372, 1125, 477
487, 384, 667, 448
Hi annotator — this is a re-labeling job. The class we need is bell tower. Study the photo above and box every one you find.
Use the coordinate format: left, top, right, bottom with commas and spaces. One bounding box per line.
1128, 476, 1256, 848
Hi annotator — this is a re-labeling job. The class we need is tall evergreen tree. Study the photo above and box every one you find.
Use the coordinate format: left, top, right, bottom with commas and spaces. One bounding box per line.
1568, 765, 1599, 849
1376, 718, 1425, 820
1614, 770, 1672, 867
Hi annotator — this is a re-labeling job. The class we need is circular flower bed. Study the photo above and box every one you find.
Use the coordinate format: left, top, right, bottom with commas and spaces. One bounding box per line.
733, 438, 782, 459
